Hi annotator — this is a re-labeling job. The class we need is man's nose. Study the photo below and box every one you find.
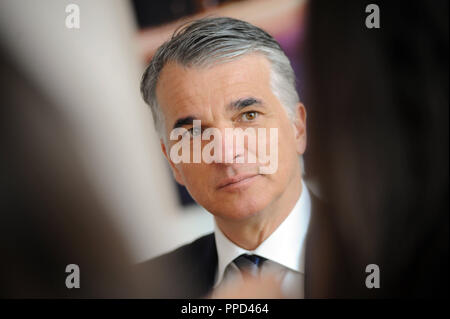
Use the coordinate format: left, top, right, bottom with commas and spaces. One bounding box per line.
216, 127, 245, 164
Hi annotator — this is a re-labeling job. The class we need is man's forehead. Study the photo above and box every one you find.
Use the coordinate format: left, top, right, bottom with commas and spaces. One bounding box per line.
157, 54, 271, 87
156, 54, 272, 110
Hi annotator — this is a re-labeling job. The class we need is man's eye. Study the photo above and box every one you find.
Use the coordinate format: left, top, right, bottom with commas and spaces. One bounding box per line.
184, 127, 202, 138
241, 111, 259, 122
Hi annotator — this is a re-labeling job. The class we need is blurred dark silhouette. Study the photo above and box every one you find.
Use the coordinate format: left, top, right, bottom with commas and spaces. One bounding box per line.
303, 0, 448, 297
0, 51, 144, 298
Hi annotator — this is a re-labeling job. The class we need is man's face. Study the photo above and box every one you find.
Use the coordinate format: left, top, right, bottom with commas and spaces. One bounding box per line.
156, 54, 306, 221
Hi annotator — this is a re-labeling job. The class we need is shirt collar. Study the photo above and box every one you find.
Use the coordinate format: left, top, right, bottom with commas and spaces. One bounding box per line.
213, 180, 312, 287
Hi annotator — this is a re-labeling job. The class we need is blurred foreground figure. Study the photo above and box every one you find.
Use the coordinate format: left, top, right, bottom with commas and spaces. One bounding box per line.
0, 53, 143, 298
303, 0, 448, 297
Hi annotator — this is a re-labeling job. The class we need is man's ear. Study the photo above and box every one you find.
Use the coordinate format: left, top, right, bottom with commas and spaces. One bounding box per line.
161, 139, 185, 186
292, 102, 307, 155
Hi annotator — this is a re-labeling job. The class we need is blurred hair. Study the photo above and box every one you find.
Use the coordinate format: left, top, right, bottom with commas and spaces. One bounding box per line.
303, 0, 448, 297
0, 51, 143, 298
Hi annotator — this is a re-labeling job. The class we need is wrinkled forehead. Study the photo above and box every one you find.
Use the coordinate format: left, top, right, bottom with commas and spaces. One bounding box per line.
155, 54, 273, 121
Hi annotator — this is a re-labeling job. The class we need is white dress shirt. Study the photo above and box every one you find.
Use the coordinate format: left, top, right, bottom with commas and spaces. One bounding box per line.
213, 180, 312, 298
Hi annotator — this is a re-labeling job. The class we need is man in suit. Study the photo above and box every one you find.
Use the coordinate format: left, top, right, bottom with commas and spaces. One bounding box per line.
137, 17, 345, 298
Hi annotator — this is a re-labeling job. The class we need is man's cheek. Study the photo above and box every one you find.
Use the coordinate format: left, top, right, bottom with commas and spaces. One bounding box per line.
181, 165, 206, 186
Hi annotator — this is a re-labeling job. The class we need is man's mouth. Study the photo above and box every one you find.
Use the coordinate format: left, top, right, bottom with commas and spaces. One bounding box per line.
217, 173, 260, 190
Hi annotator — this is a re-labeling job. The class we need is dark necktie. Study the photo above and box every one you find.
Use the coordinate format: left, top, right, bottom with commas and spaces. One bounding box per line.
233, 254, 267, 277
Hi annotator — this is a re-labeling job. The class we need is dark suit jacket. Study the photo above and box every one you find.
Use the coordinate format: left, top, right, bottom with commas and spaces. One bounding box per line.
136, 195, 367, 298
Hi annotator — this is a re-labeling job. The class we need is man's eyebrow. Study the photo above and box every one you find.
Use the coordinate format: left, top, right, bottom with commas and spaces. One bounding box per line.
228, 97, 263, 110
173, 116, 198, 130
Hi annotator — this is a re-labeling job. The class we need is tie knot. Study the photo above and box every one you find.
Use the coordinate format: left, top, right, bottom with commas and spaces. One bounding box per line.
233, 254, 267, 277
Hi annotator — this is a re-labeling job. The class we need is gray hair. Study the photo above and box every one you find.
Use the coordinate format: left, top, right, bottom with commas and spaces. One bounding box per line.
140, 17, 300, 140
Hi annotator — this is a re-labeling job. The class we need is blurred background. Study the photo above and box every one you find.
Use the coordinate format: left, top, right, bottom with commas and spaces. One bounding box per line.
0, 0, 447, 297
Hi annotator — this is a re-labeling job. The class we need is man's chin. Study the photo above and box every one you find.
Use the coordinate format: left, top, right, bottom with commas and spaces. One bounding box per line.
209, 200, 269, 221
